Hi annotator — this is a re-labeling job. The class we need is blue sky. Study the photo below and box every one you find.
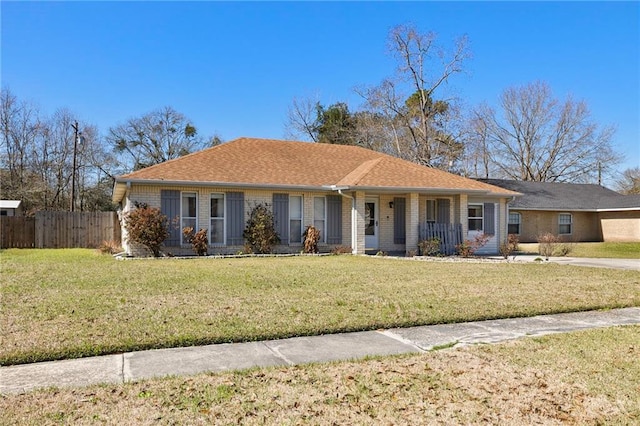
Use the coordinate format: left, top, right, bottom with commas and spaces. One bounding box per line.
2, 1, 639, 177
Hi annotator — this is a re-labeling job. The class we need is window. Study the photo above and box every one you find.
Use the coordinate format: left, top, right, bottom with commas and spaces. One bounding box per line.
468, 204, 483, 231
426, 199, 436, 223
559, 213, 572, 235
181, 192, 197, 244
289, 195, 303, 244
210, 193, 225, 245
508, 212, 521, 235
314, 197, 326, 243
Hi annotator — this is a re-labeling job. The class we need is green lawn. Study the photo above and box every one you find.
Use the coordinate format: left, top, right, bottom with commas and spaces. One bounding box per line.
518, 241, 640, 258
1, 249, 639, 365
2, 326, 638, 424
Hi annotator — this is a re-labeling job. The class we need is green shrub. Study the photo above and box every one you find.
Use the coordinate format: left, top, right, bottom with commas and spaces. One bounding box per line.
124, 203, 168, 257
302, 225, 321, 254
418, 238, 441, 256
243, 203, 280, 254
182, 227, 209, 256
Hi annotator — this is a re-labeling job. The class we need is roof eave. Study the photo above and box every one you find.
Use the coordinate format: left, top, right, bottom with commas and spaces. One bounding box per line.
509, 207, 600, 212
113, 178, 520, 199
596, 207, 640, 212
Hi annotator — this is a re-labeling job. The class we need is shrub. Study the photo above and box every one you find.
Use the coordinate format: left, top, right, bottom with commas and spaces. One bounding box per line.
330, 245, 352, 255
182, 227, 209, 256
418, 237, 441, 256
456, 233, 490, 258
97, 240, 122, 255
302, 225, 321, 254
537, 233, 559, 259
124, 202, 169, 257
243, 203, 280, 254
499, 234, 520, 259
554, 241, 575, 257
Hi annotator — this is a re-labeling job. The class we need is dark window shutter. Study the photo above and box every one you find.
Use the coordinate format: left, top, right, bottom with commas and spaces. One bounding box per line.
326, 195, 342, 244
437, 199, 450, 224
226, 192, 244, 245
273, 193, 289, 244
484, 202, 495, 235
160, 190, 180, 246
394, 197, 406, 244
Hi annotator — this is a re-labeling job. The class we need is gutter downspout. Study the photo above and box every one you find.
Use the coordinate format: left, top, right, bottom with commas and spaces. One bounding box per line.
335, 189, 357, 255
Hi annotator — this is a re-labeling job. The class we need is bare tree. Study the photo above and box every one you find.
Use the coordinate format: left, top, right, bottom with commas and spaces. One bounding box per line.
356, 24, 471, 168
615, 167, 640, 194
470, 81, 619, 183
0, 88, 42, 207
1, 88, 115, 212
107, 106, 203, 172
284, 96, 320, 142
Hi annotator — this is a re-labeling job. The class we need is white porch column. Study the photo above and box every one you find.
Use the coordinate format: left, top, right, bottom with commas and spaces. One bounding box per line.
353, 191, 366, 254
459, 193, 468, 234
406, 192, 419, 255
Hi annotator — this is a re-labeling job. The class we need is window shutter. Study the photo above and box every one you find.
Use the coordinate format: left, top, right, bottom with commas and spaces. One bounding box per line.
394, 197, 406, 244
226, 192, 244, 245
484, 202, 495, 235
326, 195, 342, 244
160, 190, 180, 246
437, 198, 450, 224
272, 193, 289, 243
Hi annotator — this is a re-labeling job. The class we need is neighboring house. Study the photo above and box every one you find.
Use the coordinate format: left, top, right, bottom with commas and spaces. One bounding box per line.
0, 200, 23, 216
479, 179, 640, 243
112, 138, 519, 256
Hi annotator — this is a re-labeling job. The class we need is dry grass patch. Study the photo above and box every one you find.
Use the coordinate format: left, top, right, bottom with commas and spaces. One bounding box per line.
518, 242, 640, 259
1, 326, 638, 425
2, 249, 640, 365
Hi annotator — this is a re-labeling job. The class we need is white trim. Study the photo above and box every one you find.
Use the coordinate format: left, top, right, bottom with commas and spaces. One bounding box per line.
181, 191, 198, 245
209, 193, 225, 246
508, 211, 521, 235
558, 212, 573, 235
468, 203, 484, 232
313, 196, 326, 243
289, 194, 303, 245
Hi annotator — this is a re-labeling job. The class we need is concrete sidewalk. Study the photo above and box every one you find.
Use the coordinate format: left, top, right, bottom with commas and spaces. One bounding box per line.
2, 307, 638, 395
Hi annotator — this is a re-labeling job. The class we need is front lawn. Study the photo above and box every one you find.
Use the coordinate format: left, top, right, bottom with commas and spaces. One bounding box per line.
1, 249, 639, 365
1, 326, 638, 424
518, 241, 640, 258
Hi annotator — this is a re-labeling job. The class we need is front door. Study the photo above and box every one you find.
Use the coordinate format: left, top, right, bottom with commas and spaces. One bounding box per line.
365, 199, 379, 250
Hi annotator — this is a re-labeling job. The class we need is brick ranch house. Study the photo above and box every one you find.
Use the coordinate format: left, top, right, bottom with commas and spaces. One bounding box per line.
112, 138, 519, 256
480, 179, 640, 243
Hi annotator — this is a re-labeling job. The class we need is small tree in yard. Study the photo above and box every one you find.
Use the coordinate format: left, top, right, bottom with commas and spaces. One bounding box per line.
182, 227, 208, 256
124, 202, 168, 257
243, 203, 280, 254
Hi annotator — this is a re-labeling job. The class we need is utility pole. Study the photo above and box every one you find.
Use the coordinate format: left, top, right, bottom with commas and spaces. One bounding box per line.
70, 121, 79, 212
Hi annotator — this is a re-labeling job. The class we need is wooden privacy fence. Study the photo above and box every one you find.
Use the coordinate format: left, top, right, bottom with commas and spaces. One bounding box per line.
418, 222, 463, 255
0, 211, 121, 249
0, 216, 36, 248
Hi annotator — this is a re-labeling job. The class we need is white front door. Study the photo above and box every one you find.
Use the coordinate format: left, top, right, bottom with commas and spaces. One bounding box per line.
365, 198, 379, 250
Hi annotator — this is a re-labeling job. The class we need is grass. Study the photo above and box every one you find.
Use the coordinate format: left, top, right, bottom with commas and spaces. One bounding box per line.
2, 249, 639, 366
1, 326, 638, 424
518, 241, 640, 258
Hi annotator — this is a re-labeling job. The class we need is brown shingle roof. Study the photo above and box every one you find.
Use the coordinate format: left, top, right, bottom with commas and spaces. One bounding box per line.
114, 137, 517, 200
